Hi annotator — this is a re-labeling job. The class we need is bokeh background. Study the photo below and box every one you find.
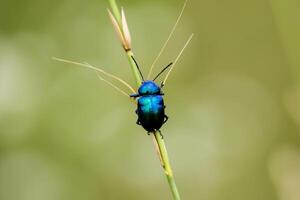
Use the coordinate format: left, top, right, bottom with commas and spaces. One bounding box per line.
1, 0, 300, 199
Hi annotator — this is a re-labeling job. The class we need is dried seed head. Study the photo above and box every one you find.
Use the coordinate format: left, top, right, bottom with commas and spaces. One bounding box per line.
107, 9, 128, 51
107, 8, 131, 51
121, 8, 132, 50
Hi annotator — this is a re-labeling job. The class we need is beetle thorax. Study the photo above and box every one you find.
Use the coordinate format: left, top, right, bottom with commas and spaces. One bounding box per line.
138, 80, 161, 96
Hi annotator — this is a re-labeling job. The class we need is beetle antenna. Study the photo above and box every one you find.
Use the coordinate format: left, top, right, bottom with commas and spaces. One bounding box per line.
153, 62, 173, 82
52, 57, 136, 93
162, 33, 194, 86
131, 56, 145, 81
147, 0, 188, 79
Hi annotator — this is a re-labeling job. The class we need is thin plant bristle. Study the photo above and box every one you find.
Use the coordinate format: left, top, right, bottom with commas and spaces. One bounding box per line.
147, 0, 188, 79
95, 72, 136, 104
52, 57, 136, 93
95, 72, 129, 97
162, 33, 194, 86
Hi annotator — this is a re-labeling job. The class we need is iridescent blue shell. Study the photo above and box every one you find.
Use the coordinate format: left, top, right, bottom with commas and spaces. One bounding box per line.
133, 81, 168, 133
138, 80, 161, 95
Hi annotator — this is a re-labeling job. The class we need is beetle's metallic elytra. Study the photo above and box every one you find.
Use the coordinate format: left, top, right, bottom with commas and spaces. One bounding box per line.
130, 80, 168, 134
129, 56, 172, 136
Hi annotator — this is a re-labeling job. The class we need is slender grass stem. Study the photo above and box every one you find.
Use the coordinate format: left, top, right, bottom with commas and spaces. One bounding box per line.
108, 0, 181, 199
126, 50, 143, 86
108, 0, 121, 23
153, 132, 181, 200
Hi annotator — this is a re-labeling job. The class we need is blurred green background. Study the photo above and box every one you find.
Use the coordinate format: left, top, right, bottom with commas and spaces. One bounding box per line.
1, 0, 300, 199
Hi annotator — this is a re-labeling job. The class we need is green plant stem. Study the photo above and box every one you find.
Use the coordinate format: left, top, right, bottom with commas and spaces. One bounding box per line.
126, 50, 143, 86
108, 0, 181, 199
154, 132, 181, 200
108, 0, 121, 23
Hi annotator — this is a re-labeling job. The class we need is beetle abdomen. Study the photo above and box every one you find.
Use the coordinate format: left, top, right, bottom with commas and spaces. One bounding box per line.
137, 95, 165, 132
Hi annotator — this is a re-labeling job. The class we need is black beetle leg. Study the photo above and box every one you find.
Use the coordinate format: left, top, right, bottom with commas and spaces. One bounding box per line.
163, 115, 169, 124
130, 93, 139, 98
147, 132, 151, 136
158, 130, 164, 139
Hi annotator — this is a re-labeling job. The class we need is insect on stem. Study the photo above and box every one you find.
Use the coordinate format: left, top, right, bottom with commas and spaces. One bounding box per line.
52, 57, 136, 94
147, 0, 188, 80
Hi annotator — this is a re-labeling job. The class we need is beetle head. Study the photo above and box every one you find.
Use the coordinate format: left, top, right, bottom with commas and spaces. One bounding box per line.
138, 80, 161, 96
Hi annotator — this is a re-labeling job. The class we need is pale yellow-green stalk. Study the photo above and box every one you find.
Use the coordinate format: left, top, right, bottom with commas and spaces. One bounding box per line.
107, 1, 182, 199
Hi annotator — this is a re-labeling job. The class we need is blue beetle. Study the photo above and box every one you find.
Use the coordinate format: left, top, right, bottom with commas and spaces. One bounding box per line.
131, 80, 168, 133
130, 56, 172, 136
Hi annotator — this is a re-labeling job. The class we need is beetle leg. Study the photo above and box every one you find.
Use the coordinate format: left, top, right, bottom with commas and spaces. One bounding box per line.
130, 93, 140, 98
158, 130, 164, 139
136, 119, 141, 125
163, 115, 169, 124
